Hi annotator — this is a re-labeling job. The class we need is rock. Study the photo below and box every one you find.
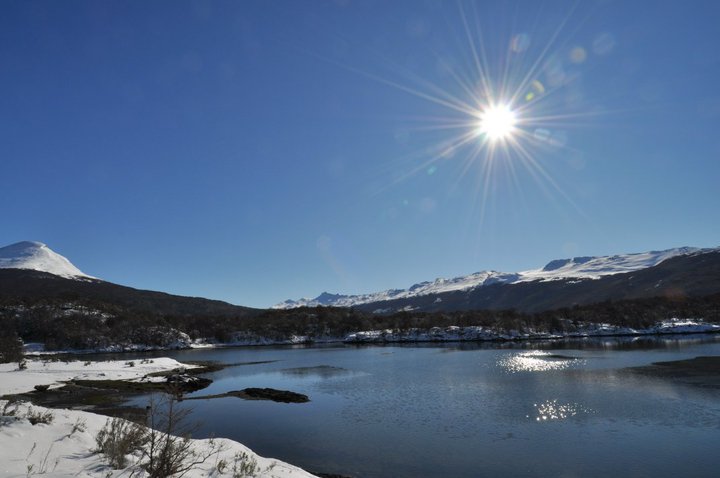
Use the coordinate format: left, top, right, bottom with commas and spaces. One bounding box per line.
165, 374, 212, 392
238, 388, 310, 403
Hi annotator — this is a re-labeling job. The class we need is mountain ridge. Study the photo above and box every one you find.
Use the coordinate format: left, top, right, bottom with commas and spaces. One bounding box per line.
275, 246, 717, 310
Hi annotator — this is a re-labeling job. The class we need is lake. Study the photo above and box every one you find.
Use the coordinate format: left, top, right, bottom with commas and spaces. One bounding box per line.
124, 335, 720, 477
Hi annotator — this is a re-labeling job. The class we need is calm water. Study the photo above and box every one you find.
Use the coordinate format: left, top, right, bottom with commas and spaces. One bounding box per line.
123, 336, 720, 477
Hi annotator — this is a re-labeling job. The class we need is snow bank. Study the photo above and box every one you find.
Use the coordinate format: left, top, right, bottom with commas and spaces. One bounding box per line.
0, 357, 196, 396
0, 401, 317, 477
0, 359, 318, 477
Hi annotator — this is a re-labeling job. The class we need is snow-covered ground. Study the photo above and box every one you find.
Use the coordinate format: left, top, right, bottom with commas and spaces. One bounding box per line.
0, 401, 317, 478
0, 359, 317, 477
0, 357, 195, 396
276, 246, 716, 309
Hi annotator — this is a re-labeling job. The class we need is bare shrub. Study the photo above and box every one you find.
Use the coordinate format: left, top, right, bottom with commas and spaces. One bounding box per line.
95, 394, 223, 475
24, 407, 54, 425
231, 451, 259, 477
69, 417, 87, 436
95, 417, 148, 468
2, 400, 19, 416
142, 394, 224, 478
24, 441, 58, 475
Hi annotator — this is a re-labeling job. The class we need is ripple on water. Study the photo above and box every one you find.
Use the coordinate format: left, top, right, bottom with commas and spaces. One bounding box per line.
498, 350, 585, 373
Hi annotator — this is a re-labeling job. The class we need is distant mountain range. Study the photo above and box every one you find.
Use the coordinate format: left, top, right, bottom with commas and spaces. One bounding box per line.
2, 240, 720, 353
276, 246, 720, 313
1, 241, 719, 316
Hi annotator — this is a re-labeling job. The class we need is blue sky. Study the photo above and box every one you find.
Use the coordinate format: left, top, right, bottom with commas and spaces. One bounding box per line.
2, 0, 719, 308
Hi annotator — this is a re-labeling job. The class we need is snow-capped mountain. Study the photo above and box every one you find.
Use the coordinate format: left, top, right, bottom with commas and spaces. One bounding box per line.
275, 246, 715, 309
0, 241, 94, 279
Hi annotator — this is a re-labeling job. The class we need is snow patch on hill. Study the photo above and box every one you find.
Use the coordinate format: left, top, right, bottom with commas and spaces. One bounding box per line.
520, 247, 703, 281
0, 241, 94, 279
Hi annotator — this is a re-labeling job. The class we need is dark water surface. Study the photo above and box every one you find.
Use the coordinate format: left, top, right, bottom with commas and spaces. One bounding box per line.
123, 336, 720, 477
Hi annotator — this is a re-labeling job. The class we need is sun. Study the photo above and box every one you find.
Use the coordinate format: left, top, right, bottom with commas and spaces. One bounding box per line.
477, 104, 518, 142
348, 2, 598, 228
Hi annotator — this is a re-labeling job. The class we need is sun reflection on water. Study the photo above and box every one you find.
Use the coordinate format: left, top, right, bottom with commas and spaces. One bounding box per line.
530, 399, 594, 422
498, 350, 584, 373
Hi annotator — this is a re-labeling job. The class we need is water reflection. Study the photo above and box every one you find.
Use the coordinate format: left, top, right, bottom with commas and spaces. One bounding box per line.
498, 350, 585, 372
280, 365, 356, 378
388, 334, 720, 354
116, 336, 720, 478
531, 399, 594, 421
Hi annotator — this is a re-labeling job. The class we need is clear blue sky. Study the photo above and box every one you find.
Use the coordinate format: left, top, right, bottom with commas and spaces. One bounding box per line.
2, 0, 719, 308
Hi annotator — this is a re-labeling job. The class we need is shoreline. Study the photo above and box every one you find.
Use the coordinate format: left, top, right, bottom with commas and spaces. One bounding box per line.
22, 319, 720, 356
0, 357, 320, 477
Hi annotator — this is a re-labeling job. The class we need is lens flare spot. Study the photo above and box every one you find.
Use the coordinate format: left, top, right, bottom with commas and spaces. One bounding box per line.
593, 32, 616, 55
569, 46, 587, 63
531, 79, 546, 94
477, 104, 518, 141
525, 80, 545, 102
511, 33, 530, 53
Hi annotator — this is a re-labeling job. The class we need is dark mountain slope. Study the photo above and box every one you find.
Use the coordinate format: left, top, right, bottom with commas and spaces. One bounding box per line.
0, 269, 257, 318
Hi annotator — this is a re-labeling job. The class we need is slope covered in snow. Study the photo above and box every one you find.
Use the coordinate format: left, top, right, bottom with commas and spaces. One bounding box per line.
0, 241, 94, 279
275, 246, 716, 309
0, 358, 317, 478
519, 247, 703, 281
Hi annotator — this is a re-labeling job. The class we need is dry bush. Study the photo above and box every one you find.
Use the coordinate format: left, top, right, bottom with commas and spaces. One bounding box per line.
142, 394, 224, 477
95, 417, 148, 468
95, 393, 223, 476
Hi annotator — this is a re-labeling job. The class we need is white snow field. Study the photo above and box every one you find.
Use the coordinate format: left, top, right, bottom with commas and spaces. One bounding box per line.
0, 357, 195, 395
0, 359, 317, 478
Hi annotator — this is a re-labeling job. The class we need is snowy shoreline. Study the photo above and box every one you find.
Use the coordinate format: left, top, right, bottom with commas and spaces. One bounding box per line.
21, 319, 720, 354
170, 319, 720, 347
0, 357, 318, 477
342, 319, 720, 344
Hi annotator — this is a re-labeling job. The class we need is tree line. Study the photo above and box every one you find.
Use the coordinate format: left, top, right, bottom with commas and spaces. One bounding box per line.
1, 292, 719, 359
